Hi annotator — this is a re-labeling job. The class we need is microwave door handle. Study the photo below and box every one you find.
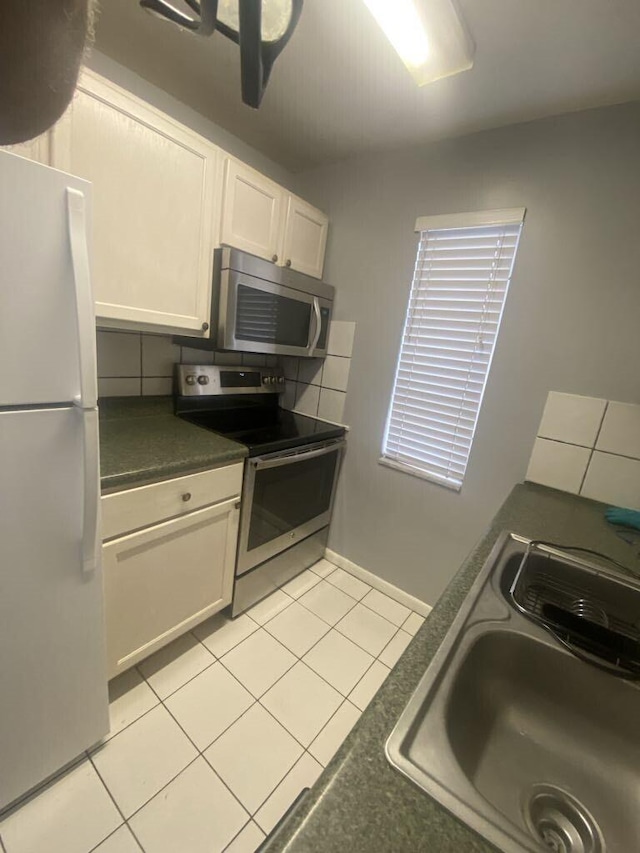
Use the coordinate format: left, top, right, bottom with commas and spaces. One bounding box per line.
308, 297, 322, 354
253, 440, 346, 471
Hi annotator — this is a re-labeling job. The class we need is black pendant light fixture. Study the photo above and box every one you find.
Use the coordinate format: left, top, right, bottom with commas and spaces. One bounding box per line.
139, 0, 303, 108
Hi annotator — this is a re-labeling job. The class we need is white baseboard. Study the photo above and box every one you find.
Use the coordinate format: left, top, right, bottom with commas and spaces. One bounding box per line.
324, 548, 432, 618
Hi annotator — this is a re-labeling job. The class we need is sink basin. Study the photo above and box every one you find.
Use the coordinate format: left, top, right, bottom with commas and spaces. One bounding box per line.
386, 533, 640, 853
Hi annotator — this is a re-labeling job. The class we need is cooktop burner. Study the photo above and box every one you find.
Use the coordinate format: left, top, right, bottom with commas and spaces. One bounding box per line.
179, 406, 345, 456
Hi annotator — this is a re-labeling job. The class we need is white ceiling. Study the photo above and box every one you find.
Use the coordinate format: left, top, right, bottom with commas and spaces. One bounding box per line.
93, 0, 640, 172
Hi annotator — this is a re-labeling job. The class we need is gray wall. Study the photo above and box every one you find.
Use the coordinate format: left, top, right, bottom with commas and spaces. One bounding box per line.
86, 51, 294, 188
296, 102, 640, 606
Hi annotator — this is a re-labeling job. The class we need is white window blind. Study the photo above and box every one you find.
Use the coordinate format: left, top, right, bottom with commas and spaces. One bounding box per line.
381, 208, 525, 491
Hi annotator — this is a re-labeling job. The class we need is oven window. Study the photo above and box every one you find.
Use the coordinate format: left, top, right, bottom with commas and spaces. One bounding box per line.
248, 448, 339, 552
236, 284, 312, 348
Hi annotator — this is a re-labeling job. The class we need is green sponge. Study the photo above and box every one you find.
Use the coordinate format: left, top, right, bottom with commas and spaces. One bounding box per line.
605, 507, 640, 531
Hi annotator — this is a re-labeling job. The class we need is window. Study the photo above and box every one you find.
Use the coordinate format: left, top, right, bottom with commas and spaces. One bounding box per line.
381, 208, 525, 491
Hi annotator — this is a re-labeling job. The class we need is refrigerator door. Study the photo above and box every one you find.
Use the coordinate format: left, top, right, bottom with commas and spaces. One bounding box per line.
0, 150, 96, 408
0, 406, 108, 810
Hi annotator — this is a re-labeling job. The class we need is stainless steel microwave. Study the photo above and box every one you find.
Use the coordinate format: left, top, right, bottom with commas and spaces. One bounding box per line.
175, 246, 335, 358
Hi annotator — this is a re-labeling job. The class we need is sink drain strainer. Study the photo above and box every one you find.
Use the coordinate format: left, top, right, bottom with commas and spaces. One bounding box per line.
525, 785, 605, 853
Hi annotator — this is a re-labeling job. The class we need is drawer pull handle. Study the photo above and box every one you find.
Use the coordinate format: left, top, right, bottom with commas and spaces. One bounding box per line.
182, 492, 192, 502
271, 254, 278, 263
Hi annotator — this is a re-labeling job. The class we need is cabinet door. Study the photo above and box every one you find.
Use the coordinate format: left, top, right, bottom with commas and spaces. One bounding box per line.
220, 157, 285, 262
281, 195, 328, 279
1, 133, 51, 164
53, 71, 217, 335
104, 498, 239, 677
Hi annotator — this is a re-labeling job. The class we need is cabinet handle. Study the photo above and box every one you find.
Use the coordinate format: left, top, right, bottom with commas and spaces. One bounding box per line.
202, 322, 209, 332
285, 259, 292, 268
271, 254, 278, 263
182, 492, 192, 502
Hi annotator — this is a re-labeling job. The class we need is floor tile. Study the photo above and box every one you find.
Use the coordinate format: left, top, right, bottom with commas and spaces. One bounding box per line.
335, 603, 397, 656
361, 589, 411, 627
137, 633, 215, 700
402, 612, 426, 636
379, 630, 413, 667
324, 568, 371, 601
106, 668, 159, 741
254, 754, 322, 835
193, 613, 259, 659
264, 601, 330, 657
281, 570, 321, 599
303, 630, 374, 695
221, 629, 296, 698
348, 661, 390, 711
165, 663, 254, 751
129, 758, 248, 853
224, 821, 265, 853
309, 559, 337, 578
261, 662, 342, 747
205, 705, 302, 814
309, 700, 361, 766
299, 581, 355, 626
247, 590, 293, 625
0, 759, 121, 853
92, 825, 142, 852
92, 705, 197, 818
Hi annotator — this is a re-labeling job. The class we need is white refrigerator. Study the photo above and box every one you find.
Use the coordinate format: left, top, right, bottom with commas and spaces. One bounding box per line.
0, 151, 109, 811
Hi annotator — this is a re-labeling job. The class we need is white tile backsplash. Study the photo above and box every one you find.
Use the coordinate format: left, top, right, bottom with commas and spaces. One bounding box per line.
327, 321, 355, 357
581, 452, 640, 511
537, 392, 607, 447
596, 402, 640, 459
526, 438, 590, 494
297, 358, 324, 386
97, 331, 141, 377
98, 377, 141, 397
526, 391, 640, 509
141, 334, 180, 377
142, 377, 172, 396
321, 356, 350, 392
318, 388, 347, 424
295, 382, 321, 417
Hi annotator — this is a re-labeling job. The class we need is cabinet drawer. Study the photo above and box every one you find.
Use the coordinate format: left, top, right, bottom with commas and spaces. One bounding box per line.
102, 463, 243, 540
104, 499, 239, 677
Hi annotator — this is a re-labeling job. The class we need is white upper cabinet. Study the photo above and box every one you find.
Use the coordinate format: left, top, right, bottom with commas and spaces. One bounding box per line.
281, 194, 328, 279
52, 71, 218, 336
220, 156, 329, 279
220, 157, 285, 262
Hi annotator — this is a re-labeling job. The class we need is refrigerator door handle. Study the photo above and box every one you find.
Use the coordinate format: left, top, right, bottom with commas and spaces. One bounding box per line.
66, 188, 98, 410
80, 407, 100, 574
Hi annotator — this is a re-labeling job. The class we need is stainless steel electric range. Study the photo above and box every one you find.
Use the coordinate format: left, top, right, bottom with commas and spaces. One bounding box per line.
175, 364, 346, 616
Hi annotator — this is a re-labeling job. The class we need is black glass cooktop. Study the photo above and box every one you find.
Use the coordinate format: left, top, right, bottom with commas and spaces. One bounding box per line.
177, 400, 345, 457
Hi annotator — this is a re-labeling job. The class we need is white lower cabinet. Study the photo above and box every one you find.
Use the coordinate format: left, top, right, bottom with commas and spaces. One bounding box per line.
103, 466, 242, 678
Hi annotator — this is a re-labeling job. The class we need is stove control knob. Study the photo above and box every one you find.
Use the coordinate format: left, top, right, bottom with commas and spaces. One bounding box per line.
265, 376, 274, 385
197, 375, 210, 385
277, 376, 285, 385
185, 374, 197, 385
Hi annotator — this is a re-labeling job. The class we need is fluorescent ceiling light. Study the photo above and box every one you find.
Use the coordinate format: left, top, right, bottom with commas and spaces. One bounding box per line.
362, 0, 474, 86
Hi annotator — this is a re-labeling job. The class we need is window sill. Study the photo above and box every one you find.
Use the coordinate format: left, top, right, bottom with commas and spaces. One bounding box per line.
378, 456, 462, 492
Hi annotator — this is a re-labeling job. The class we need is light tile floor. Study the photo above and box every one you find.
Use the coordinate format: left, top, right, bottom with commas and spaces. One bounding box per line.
0, 560, 425, 853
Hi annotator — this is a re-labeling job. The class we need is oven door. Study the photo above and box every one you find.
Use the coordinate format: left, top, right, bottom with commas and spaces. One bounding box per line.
219, 269, 332, 358
236, 439, 345, 577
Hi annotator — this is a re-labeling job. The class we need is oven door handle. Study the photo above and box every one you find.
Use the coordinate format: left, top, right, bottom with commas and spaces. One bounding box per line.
308, 297, 322, 353
252, 440, 346, 471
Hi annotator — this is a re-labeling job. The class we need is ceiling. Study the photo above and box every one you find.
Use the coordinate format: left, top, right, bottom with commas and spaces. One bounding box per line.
93, 0, 640, 172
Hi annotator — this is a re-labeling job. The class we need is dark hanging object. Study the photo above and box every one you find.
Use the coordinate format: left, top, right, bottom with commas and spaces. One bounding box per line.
139, 0, 304, 108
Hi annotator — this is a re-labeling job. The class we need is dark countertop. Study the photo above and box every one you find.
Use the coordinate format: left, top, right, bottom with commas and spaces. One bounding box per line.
264, 482, 640, 853
99, 396, 248, 492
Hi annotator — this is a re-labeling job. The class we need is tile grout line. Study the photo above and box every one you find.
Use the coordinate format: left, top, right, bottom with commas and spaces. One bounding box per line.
221, 817, 259, 853
579, 400, 609, 495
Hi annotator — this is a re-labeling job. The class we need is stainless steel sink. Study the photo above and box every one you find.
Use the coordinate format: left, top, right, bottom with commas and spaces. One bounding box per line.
386, 533, 640, 853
